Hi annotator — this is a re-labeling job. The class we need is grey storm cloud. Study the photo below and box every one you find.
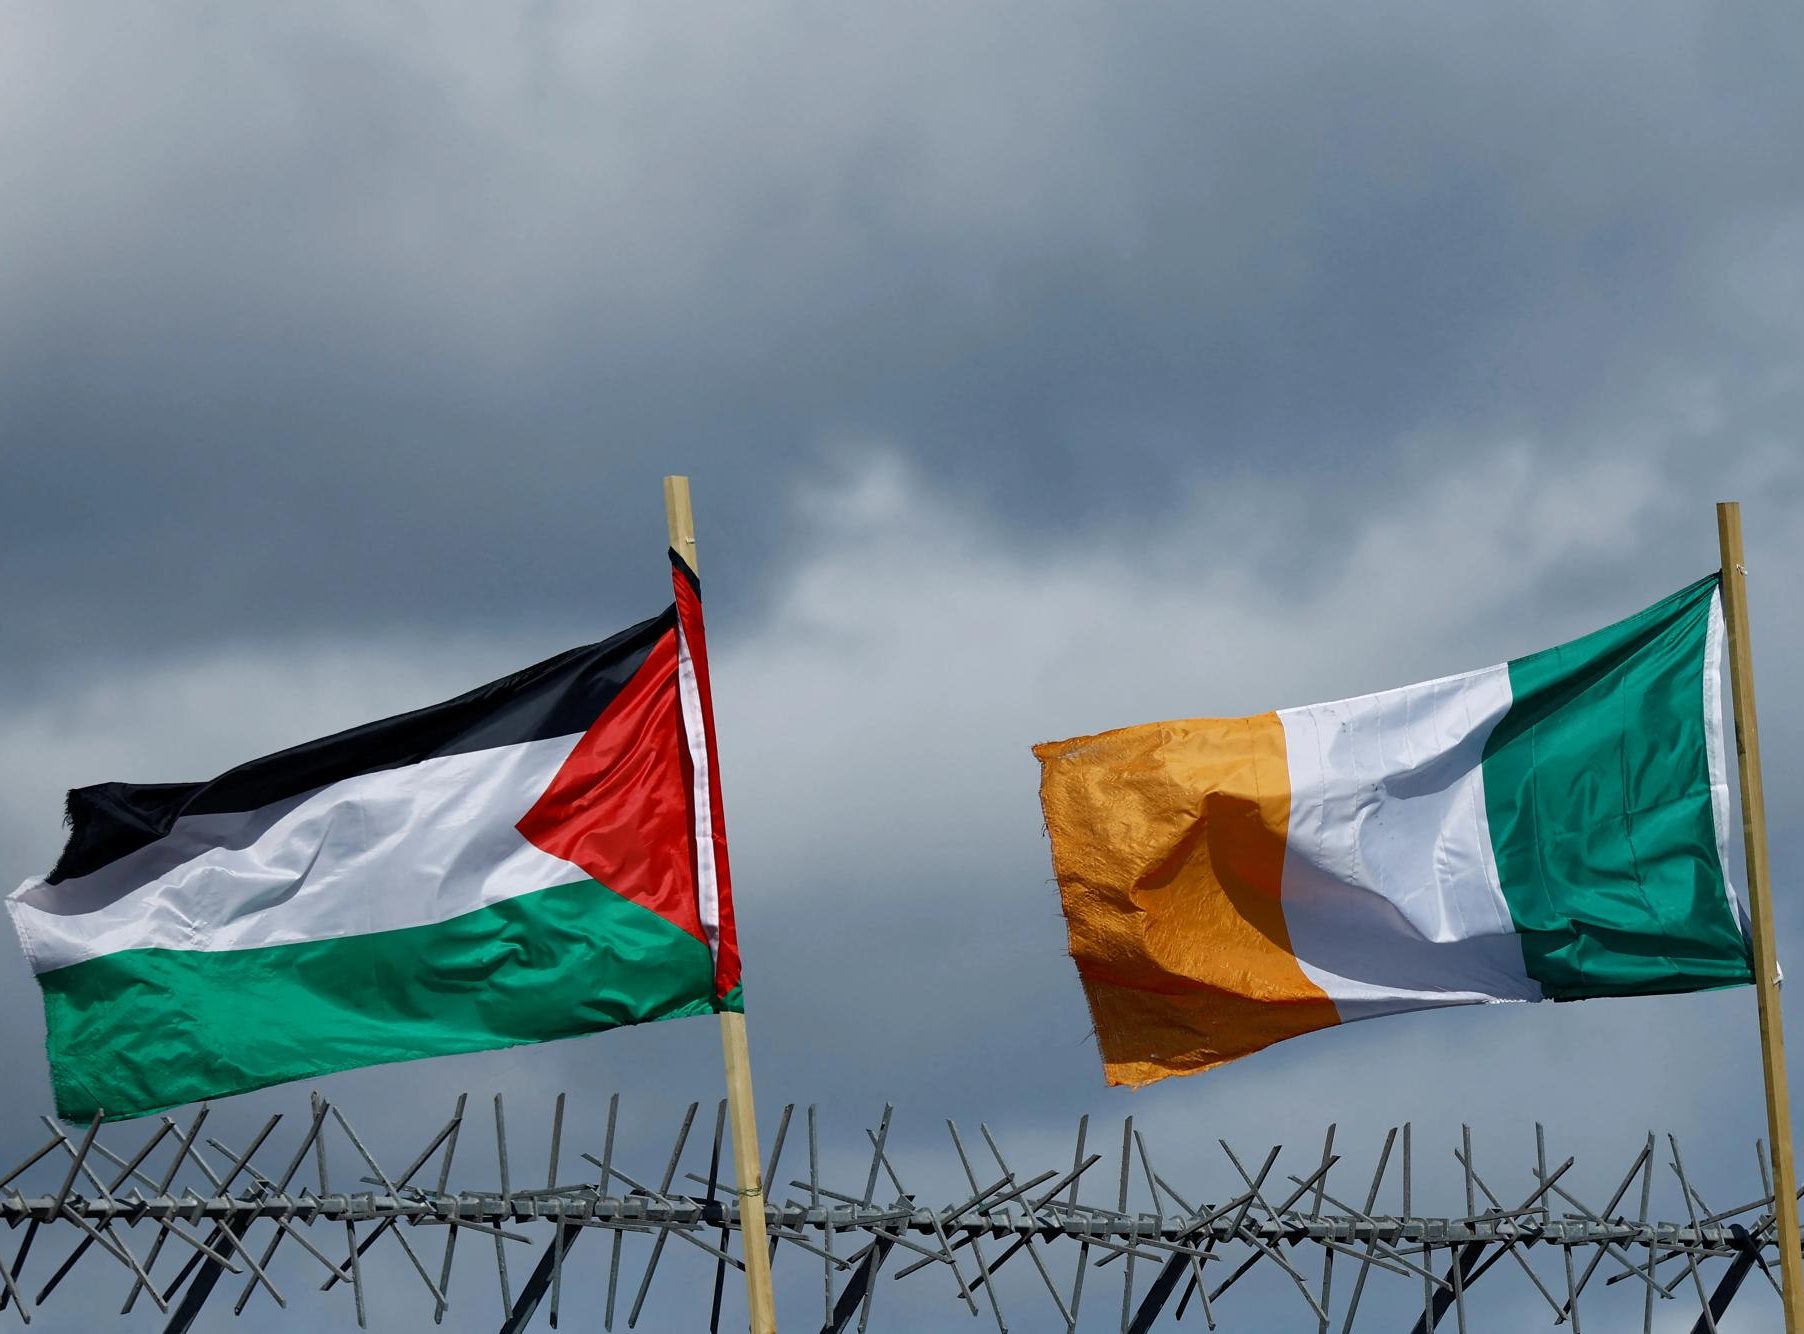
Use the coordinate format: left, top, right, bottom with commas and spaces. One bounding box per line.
3, 1, 1803, 1330
5, 0, 1802, 660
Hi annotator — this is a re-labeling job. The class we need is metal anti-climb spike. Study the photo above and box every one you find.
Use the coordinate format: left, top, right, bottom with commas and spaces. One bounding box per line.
0, 1099, 1791, 1333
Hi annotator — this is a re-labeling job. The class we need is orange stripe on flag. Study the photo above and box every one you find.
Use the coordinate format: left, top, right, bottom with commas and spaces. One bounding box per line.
1034, 713, 1339, 1088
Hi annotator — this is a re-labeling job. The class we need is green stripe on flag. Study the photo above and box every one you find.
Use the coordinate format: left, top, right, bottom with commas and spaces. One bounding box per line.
1482, 574, 1751, 1000
41, 878, 721, 1121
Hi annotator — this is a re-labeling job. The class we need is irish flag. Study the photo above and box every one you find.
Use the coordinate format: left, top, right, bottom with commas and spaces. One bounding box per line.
1035, 574, 1754, 1089
9, 554, 740, 1121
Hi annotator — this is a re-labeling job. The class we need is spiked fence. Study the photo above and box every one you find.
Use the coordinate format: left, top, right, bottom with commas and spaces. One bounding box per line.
0, 1093, 1788, 1332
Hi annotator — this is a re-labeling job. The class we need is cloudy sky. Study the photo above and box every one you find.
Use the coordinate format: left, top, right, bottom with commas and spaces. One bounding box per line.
4, 1, 1803, 1329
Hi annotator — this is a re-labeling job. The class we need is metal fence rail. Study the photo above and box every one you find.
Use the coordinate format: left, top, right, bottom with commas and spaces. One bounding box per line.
0, 1093, 1785, 1332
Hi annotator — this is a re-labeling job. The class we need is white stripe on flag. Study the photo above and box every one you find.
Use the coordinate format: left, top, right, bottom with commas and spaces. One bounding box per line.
1277, 662, 1542, 1016
7, 734, 589, 973
1704, 587, 1753, 945
675, 618, 721, 968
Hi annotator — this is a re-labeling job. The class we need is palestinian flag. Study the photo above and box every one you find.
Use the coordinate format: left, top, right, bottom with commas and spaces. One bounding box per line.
9, 554, 740, 1121
1036, 574, 1754, 1089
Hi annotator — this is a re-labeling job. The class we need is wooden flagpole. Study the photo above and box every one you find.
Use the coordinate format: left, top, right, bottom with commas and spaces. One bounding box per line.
665, 475, 779, 1334
1717, 500, 1803, 1328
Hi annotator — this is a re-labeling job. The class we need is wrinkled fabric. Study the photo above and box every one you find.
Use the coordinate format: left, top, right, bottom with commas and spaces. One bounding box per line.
43, 878, 722, 1121
1484, 575, 1751, 998
1036, 715, 1340, 1089
1035, 573, 1751, 1091
12, 557, 748, 1121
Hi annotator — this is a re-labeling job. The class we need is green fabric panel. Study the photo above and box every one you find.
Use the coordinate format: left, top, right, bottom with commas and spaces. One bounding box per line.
1482, 574, 1751, 999
41, 878, 720, 1121
718, 983, 746, 1014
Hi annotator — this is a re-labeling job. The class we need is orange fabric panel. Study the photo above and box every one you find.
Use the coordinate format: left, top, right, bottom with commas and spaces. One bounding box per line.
1034, 713, 1340, 1088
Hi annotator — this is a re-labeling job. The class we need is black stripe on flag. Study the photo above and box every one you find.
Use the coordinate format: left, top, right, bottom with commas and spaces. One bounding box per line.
49, 607, 676, 885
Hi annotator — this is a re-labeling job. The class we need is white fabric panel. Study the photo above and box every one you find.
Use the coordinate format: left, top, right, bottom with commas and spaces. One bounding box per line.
1278, 662, 1543, 1017
675, 619, 721, 968
1703, 588, 1754, 945
8, 735, 589, 973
